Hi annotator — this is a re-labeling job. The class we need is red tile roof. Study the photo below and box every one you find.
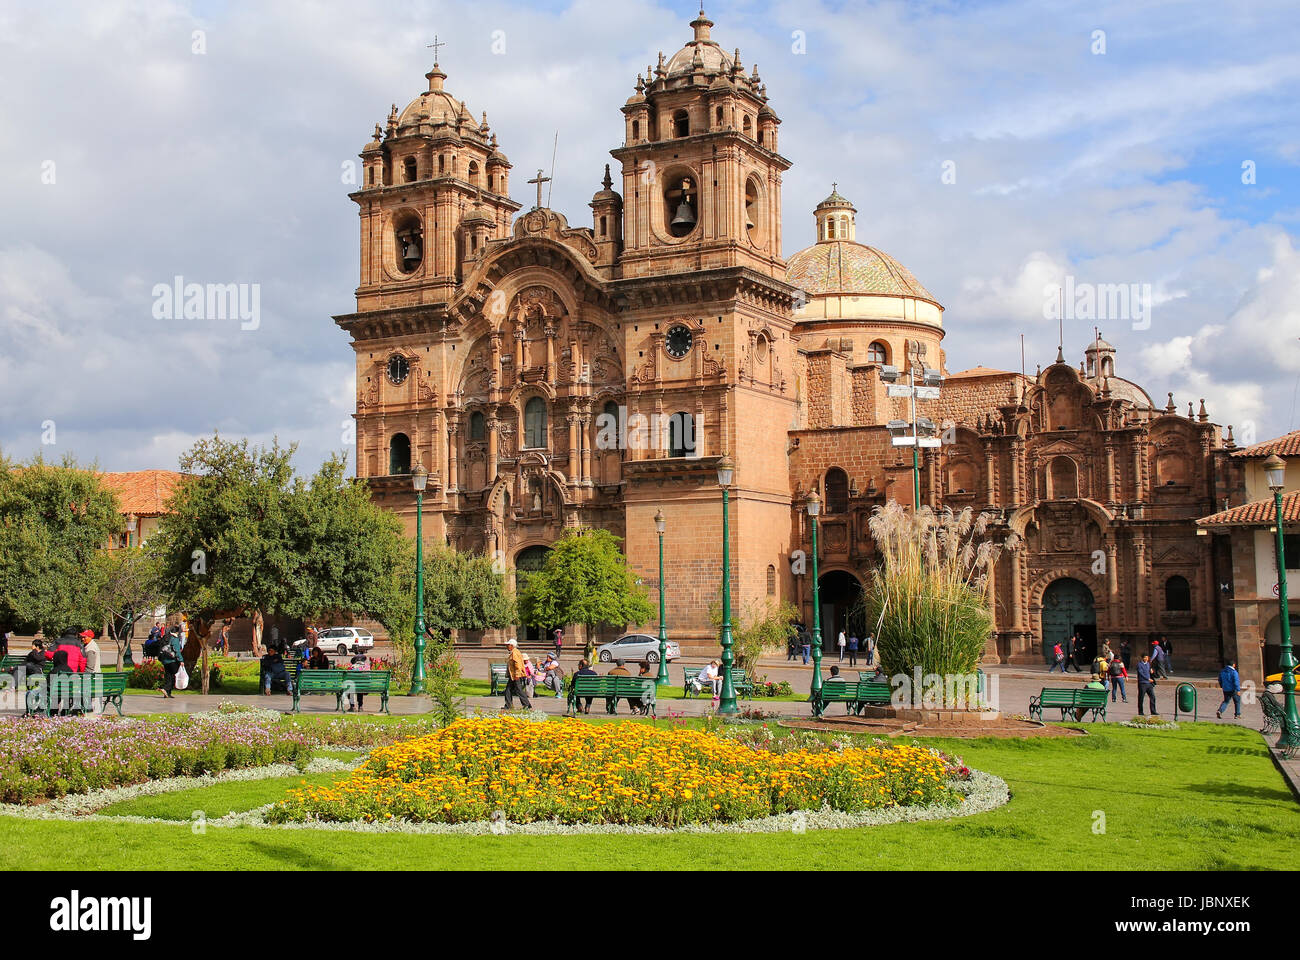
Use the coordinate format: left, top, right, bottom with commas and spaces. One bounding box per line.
1230, 429, 1300, 458
98, 470, 187, 516
1197, 490, 1300, 527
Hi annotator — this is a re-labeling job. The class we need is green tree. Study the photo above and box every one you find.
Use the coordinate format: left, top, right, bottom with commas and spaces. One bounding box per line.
710, 596, 797, 674
88, 547, 166, 668
149, 435, 409, 659
518, 530, 653, 646
0, 454, 123, 634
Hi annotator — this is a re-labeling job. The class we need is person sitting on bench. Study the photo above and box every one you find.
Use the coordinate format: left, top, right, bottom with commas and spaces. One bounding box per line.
261, 649, 292, 695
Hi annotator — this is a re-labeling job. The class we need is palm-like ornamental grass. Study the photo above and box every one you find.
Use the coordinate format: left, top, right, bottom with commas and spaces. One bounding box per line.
858, 501, 1018, 690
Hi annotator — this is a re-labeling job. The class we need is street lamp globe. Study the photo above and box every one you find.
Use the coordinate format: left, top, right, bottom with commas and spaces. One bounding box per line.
412, 462, 429, 493
1264, 454, 1286, 492
716, 454, 734, 488
654, 509, 666, 534
805, 490, 821, 517
126, 513, 138, 535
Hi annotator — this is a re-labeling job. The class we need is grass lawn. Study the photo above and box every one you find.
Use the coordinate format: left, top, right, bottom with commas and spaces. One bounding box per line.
3, 720, 1296, 869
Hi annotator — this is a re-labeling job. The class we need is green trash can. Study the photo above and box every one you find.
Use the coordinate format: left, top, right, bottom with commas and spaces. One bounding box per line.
1174, 682, 1197, 722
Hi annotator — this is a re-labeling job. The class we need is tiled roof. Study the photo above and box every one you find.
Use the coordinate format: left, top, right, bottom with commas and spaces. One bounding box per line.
786, 240, 939, 304
98, 470, 187, 516
1197, 490, 1300, 527
1230, 429, 1300, 459
947, 366, 1014, 380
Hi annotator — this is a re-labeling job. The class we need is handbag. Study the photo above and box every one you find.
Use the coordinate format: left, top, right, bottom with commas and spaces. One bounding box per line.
174, 664, 190, 690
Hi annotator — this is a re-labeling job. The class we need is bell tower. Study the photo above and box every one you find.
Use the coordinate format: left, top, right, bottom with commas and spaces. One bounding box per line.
611, 8, 788, 280
611, 9, 799, 639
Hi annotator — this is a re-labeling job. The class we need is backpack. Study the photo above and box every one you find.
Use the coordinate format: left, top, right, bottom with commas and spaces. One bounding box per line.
143, 637, 162, 657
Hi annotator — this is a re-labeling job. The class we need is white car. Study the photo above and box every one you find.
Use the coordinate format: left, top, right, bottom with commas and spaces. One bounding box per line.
595, 633, 680, 664
298, 627, 375, 656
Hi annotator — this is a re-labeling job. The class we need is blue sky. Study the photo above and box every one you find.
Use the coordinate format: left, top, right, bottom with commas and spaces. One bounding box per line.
1, 0, 1298, 471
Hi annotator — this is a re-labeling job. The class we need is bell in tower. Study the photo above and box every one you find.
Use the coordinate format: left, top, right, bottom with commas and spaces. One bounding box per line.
668, 178, 697, 237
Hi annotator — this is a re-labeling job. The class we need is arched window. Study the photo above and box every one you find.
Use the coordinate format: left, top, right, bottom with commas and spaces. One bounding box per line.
469, 411, 486, 441
388, 433, 411, 475
1165, 576, 1191, 611
468, 160, 480, 185
867, 341, 888, 364
524, 397, 547, 449
631, 119, 640, 141
403, 157, 416, 183
767, 564, 777, 596
715, 106, 724, 126
668, 411, 694, 458
839, 215, 849, 237
673, 109, 689, 138
742, 114, 752, 138
825, 468, 849, 514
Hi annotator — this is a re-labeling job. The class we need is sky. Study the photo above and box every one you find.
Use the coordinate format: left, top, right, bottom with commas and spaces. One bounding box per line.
2, 0, 1299, 474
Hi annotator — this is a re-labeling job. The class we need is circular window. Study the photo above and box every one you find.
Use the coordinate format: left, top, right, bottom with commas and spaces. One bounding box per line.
387, 354, 410, 385
665, 324, 693, 360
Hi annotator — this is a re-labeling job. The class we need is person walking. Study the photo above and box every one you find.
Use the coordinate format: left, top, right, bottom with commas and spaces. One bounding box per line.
1136, 654, 1157, 715
553, 627, 564, 661
1216, 660, 1242, 720
159, 626, 183, 698
800, 627, 811, 666
786, 626, 798, 662
847, 633, 859, 667
215, 619, 231, 657
1159, 635, 1174, 676
865, 633, 875, 667
1062, 632, 1079, 672
503, 639, 532, 710
0, 628, 9, 657
1048, 640, 1067, 673
1108, 655, 1128, 703
837, 629, 847, 662
1120, 638, 1132, 669
1149, 638, 1168, 679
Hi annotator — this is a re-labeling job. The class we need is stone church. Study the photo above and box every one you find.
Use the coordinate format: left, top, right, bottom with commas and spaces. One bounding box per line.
334, 10, 1232, 669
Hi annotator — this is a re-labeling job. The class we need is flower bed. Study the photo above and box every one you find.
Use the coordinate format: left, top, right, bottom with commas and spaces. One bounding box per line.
1120, 717, 1179, 730
268, 717, 960, 827
0, 712, 312, 803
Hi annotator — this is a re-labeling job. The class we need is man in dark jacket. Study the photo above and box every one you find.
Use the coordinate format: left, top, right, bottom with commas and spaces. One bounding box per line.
1136, 654, 1157, 715
158, 626, 183, 698
1062, 632, 1079, 672
1216, 661, 1242, 719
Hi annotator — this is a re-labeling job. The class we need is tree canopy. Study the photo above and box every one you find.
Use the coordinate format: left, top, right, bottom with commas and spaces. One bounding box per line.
0, 454, 123, 634
149, 435, 408, 634
517, 529, 653, 639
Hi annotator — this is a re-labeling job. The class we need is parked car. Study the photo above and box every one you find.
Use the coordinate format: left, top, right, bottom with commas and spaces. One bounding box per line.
296, 627, 376, 656
594, 633, 680, 664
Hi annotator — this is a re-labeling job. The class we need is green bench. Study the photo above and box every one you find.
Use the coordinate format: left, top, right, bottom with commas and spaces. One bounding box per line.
681, 668, 753, 699
2, 655, 53, 673
489, 662, 508, 696
292, 669, 391, 714
1029, 686, 1108, 722
813, 679, 893, 715
27, 673, 128, 717
568, 676, 656, 717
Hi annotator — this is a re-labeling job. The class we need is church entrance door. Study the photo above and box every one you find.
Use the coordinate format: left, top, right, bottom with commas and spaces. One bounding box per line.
1041, 578, 1096, 666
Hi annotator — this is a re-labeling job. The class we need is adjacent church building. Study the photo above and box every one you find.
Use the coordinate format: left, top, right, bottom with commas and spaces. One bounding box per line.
335, 11, 1249, 675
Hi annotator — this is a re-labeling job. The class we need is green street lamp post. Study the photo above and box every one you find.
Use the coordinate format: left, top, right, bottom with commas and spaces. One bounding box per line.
1265, 454, 1299, 748
655, 509, 670, 686
716, 455, 738, 715
124, 513, 138, 667
806, 490, 824, 716
410, 463, 429, 696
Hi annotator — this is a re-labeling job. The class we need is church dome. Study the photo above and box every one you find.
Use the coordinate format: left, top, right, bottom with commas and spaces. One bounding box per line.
787, 242, 937, 301
664, 10, 733, 77
787, 185, 939, 304
396, 64, 473, 132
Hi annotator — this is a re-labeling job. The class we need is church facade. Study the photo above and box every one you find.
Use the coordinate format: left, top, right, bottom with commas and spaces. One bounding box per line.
335, 11, 1233, 670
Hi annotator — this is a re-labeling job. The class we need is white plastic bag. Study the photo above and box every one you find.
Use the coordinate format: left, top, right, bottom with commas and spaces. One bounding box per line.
174, 664, 190, 691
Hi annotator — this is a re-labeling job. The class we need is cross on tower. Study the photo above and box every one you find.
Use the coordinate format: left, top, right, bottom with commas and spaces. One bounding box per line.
527, 168, 552, 210
426, 35, 446, 63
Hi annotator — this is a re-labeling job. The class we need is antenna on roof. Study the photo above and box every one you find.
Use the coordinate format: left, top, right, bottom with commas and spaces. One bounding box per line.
547, 131, 558, 208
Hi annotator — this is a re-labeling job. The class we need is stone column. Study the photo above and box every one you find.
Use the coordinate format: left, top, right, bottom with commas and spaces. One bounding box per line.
580, 409, 592, 483
486, 415, 499, 485
514, 327, 525, 380
1133, 533, 1147, 631
985, 446, 996, 506
1132, 438, 1144, 504
567, 411, 579, 486
446, 412, 460, 492
1104, 443, 1116, 503
545, 323, 557, 383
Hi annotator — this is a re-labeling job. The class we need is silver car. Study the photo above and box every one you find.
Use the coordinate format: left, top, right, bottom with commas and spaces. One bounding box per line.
595, 633, 680, 664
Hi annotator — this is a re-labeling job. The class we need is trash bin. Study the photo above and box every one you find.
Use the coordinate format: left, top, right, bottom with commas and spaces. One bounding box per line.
1174, 682, 1197, 722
